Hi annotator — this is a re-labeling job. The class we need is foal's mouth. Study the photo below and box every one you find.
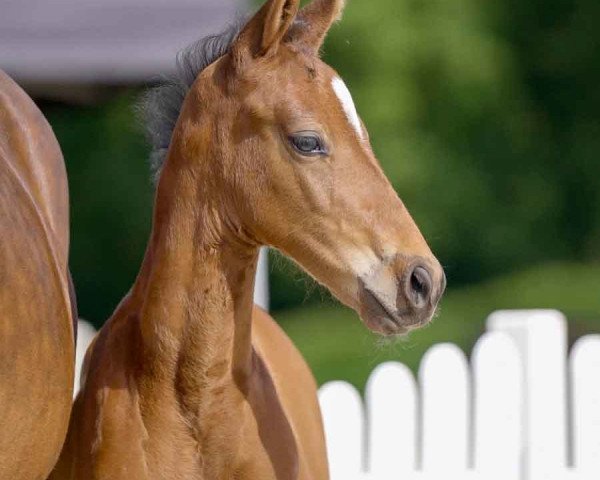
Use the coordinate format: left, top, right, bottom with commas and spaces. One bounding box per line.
354, 256, 444, 336
359, 289, 407, 336
358, 286, 435, 336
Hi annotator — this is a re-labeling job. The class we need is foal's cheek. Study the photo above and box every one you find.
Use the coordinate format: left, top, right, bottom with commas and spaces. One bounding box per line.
291, 161, 334, 213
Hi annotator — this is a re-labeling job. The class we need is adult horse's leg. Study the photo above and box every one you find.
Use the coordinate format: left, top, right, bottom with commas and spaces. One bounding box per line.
0, 70, 75, 479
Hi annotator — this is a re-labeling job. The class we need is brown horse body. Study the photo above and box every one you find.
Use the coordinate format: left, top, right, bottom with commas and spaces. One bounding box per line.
52, 0, 445, 478
0, 70, 75, 479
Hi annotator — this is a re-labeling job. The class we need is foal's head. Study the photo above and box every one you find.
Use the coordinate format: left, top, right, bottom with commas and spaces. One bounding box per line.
149, 0, 445, 335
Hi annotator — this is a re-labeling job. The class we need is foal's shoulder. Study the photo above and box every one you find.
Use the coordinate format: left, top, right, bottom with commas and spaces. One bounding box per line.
251, 306, 329, 478
251, 305, 319, 392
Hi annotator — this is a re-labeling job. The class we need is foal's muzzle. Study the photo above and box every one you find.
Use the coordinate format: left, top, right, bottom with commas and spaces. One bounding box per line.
358, 257, 445, 336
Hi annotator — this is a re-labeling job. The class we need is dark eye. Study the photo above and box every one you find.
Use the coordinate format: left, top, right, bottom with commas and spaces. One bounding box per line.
289, 133, 327, 156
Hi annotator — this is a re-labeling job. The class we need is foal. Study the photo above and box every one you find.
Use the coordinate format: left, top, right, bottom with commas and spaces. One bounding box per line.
51, 0, 445, 478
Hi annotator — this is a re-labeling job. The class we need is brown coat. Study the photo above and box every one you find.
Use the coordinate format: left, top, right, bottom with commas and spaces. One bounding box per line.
0, 69, 75, 480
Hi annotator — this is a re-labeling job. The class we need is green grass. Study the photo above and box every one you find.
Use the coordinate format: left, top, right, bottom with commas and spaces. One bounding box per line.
274, 262, 600, 390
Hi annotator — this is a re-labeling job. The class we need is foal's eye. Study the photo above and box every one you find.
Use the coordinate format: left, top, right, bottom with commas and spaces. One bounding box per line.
289, 133, 327, 156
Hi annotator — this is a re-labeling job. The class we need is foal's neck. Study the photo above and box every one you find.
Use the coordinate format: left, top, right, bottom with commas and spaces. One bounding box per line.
130, 153, 259, 401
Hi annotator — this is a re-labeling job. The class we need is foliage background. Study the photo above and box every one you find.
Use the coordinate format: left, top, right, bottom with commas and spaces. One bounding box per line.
38, 0, 600, 388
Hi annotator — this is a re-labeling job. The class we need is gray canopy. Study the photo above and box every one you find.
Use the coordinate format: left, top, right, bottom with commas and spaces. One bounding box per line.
0, 0, 247, 84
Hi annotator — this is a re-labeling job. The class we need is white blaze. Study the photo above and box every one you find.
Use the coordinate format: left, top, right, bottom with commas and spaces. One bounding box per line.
331, 76, 364, 140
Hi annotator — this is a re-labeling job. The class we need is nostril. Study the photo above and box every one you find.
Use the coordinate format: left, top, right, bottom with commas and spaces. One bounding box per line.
410, 269, 426, 295
408, 266, 432, 309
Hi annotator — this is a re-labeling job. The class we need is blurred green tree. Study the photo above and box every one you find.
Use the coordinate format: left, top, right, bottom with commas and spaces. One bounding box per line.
43, 94, 153, 327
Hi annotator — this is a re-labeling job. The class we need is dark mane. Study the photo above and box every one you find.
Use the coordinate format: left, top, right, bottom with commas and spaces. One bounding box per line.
139, 21, 244, 181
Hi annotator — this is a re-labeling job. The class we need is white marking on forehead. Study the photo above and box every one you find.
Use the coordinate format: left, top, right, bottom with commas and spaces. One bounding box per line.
331, 77, 364, 140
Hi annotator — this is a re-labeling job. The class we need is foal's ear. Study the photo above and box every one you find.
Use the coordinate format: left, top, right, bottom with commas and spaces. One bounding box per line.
288, 0, 346, 54
232, 0, 300, 62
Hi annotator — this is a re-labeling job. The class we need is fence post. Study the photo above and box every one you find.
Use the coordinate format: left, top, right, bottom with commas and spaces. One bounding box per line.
472, 331, 522, 479
366, 362, 418, 475
74, 319, 97, 395
420, 343, 470, 474
571, 334, 600, 476
254, 247, 269, 311
319, 381, 365, 480
487, 310, 568, 480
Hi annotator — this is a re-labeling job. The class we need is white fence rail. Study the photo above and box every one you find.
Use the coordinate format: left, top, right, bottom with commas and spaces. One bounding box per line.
319, 310, 600, 480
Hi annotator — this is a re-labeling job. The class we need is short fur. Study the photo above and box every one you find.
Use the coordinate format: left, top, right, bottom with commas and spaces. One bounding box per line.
0, 69, 75, 480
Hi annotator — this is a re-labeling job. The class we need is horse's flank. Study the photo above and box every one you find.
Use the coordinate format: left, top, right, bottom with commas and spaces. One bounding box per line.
0, 69, 75, 479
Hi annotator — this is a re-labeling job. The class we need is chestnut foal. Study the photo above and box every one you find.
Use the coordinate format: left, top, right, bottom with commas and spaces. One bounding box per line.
0, 70, 75, 479
51, 0, 445, 478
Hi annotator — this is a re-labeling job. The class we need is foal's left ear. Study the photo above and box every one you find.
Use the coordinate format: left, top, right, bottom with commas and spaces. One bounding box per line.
232, 0, 300, 62
287, 0, 346, 54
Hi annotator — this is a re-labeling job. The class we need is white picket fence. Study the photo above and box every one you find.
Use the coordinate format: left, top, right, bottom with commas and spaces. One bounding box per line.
319, 310, 600, 480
